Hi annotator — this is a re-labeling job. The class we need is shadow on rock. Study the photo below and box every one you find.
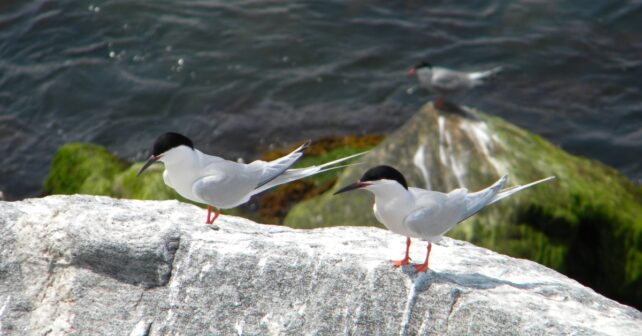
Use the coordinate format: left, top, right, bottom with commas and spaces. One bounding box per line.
70, 235, 181, 288
402, 267, 550, 294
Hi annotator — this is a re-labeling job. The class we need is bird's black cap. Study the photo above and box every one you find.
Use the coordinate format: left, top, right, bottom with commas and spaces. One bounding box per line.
414, 61, 432, 69
152, 132, 194, 156
360, 165, 408, 189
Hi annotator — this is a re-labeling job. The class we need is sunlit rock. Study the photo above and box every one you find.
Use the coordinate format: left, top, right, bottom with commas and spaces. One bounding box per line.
0, 195, 640, 335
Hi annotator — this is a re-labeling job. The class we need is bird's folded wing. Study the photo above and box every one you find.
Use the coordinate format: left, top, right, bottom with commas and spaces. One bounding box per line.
404, 201, 461, 239
192, 173, 252, 208
459, 174, 508, 221
432, 70, 470, 91
192, 174, 224, 204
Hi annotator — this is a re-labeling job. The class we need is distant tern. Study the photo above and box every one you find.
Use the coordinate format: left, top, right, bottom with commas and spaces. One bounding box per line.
408, 62, 502, 108
334, 165, 554, 272
138, 132, 365, 225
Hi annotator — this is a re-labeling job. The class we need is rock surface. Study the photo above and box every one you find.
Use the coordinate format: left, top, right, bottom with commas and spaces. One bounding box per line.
1, 195, 641, 335
285, 102, 642, 309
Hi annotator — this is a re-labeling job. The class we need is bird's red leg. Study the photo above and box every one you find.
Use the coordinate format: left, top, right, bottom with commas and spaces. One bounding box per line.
413, 242, 432, 273
391, 237, 412, 267
206, 205, 220, 224
435, 97, 445, 110
211, 208, 220, 224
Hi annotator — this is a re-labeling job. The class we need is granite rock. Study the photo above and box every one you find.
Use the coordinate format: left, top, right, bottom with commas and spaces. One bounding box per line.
0, 195, 640, 335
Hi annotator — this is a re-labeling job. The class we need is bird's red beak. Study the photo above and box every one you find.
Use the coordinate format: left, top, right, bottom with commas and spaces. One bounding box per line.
407, 68, 417, 76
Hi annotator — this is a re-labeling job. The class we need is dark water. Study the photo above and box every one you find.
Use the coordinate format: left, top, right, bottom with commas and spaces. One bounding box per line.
1, 0, 641, 200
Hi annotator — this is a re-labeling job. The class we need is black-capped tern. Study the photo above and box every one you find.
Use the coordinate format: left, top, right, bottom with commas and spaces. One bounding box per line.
334, 165, 555, 272
408, 62, 502, 108
138, 132, 365, 225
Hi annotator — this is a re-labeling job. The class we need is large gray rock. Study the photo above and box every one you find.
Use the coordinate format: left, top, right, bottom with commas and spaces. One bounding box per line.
0, 195, 640, 335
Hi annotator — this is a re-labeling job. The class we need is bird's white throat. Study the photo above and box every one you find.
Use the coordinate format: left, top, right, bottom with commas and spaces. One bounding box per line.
366, 181, 416, 232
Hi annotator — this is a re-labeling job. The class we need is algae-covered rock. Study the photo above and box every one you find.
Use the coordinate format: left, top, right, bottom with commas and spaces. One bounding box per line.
43, 143, 128, 196
112, 163, 183, 201
285, 102, 642, 309
44, 143, 185, 202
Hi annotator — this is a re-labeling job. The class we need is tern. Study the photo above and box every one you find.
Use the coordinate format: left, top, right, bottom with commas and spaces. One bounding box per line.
408, 62, 502, 108
138, 132, 365, 225
334, 165, 555, 272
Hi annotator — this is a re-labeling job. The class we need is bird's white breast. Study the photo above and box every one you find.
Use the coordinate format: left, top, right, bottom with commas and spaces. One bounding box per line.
163, 162, 203, 203
370, 185, 419, 237
159, 148, 214, 204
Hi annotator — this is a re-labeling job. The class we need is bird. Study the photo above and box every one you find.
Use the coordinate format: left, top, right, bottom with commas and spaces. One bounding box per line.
407, 61, 502, 109
334, 165, 555, 273
137, 132, 365, 225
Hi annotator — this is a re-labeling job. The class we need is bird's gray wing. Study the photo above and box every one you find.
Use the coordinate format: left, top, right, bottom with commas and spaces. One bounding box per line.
192, 173, 224, 204
404, 188, 462, 239
252, 140, 311, 189
192, 168, 254, 209
409, 187, 449, 204
432, 68, 473, 92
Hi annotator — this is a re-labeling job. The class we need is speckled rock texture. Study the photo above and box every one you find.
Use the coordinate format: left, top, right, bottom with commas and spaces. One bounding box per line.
0, 195, 640, 335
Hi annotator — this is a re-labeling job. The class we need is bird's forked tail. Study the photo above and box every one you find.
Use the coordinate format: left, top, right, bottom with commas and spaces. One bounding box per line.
252, 151, 367, 195
461, 174, 555, 222
488, 175, 556, 206
469, 66, 503, 85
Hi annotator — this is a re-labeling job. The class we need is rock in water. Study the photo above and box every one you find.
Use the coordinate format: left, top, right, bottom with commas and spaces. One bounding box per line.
0, 195, 640, 335
285, 102, 642, 310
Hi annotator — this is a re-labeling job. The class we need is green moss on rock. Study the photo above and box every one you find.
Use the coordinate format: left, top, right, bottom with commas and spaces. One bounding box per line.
43, 143, 127, 196
44, 144, 197, 205
112, 163, 183, 201
479, 112, 642, 305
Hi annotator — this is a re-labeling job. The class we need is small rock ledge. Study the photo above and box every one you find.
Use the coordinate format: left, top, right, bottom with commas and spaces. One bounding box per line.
0, 195, 640, 335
